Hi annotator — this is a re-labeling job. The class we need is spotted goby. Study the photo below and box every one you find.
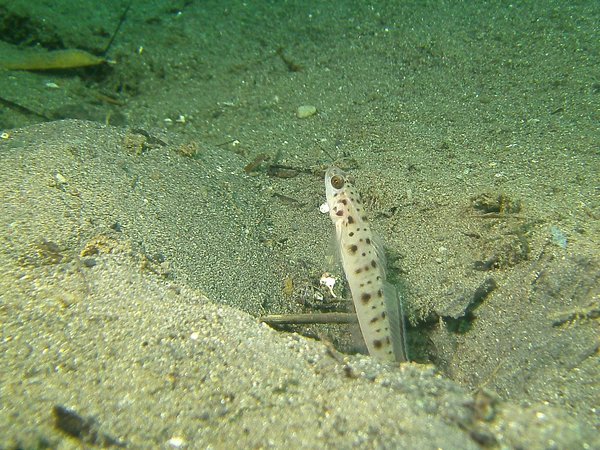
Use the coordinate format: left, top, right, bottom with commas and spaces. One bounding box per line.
323, 166, 408, 362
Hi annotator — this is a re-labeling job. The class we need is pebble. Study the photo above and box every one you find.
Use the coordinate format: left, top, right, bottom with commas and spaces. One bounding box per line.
297, 105, 317, 118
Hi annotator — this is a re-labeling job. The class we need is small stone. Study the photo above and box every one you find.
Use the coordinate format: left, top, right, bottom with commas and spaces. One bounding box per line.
296, 105, 317, 118
81, 258, 97, 268
167, 436, 185, 448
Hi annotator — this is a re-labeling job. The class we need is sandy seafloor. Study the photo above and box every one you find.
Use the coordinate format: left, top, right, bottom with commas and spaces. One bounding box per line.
0, 0, 598, 448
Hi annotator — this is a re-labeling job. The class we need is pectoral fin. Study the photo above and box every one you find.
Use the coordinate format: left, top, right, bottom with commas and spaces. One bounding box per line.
383, 282, 409, 362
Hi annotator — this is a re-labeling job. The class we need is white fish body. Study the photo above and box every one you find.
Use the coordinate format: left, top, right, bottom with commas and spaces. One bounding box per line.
324, 167, 407, 362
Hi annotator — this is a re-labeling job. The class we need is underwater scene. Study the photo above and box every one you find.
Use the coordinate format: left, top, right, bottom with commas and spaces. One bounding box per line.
0, 0, 598, 448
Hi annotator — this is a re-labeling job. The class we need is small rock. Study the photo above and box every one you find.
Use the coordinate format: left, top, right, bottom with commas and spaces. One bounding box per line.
296, 105, 317, 118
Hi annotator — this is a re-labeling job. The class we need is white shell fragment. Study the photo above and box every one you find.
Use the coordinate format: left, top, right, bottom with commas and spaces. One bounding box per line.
319, 272, 337, 298
319, 202, 330, 214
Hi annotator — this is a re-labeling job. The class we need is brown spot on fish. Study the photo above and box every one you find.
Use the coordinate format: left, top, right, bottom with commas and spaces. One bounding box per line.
336, 210, 344, 216
370, 316, 379, 323
347, 216, 354, 224
366, 238, 371, 244
373, 340, 383, 349
349, 244, 358, 254
361, 292, 371, 304
371, 260, 377, 268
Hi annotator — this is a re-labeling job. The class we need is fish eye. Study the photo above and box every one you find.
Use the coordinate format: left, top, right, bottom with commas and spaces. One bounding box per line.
330, 175, 345, 189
